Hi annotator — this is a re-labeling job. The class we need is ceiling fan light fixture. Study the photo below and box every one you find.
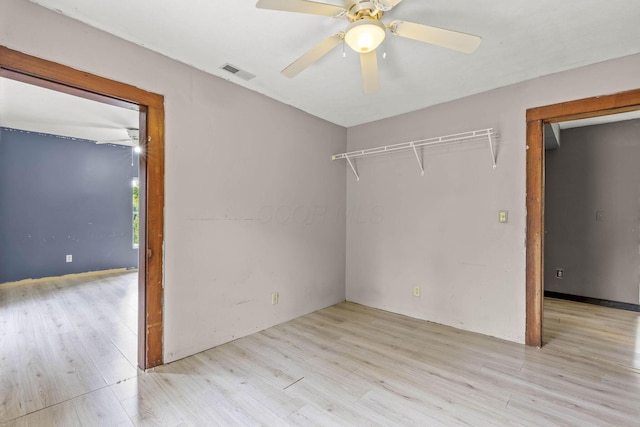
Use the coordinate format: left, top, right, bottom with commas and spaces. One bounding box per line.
345, 19, 386, 53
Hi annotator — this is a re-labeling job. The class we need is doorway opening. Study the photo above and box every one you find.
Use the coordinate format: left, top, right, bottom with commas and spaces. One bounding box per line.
543, 112, 640, 309
0, 75, 143, 375
525, 88, 640, 348
0, 46, 165, 369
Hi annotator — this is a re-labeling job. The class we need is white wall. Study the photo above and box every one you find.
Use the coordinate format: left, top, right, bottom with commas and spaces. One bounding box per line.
346, 53, 640, 343
1, 0, 347, 362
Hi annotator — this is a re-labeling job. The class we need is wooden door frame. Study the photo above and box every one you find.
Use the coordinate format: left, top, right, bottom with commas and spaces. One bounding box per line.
0, 46, 164, 369
525, 88, 640, 347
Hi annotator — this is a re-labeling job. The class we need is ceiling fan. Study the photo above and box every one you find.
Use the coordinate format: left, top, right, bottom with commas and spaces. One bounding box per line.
256, 0, 481, 93
96, 128, 140, 148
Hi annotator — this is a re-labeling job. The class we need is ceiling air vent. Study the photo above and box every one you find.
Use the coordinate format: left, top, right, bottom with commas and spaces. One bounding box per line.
220, 63, 256, 81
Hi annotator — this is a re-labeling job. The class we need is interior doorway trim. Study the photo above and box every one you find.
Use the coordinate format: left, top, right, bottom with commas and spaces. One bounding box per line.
0, 46, 165, 369
525, 88, 640, 347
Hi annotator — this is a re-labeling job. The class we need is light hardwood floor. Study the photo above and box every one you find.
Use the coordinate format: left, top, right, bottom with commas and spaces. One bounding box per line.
0, 272, 138, 424
1, 274, 639, 426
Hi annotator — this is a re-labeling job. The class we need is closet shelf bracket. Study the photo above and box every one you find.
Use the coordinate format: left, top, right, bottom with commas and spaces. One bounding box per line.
346, 156, 360, 181
412, 143, 425, 176
488, 131, 497, 170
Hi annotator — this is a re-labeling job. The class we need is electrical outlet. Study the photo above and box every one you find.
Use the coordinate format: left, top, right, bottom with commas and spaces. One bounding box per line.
556, 269, 564, 279
413, 286, 421, 297
271, 292, 279, 305
66, 254, 73, 263
499, 210, 509, 223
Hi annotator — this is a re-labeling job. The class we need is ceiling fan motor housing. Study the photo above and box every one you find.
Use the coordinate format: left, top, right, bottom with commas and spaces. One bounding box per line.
345, 0, 385, 21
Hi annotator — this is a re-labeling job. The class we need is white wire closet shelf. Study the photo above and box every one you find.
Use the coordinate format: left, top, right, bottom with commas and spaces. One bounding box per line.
332, 128, 497, 181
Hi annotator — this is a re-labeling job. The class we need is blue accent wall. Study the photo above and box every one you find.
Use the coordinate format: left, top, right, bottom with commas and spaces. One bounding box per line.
0, 127, 139, 283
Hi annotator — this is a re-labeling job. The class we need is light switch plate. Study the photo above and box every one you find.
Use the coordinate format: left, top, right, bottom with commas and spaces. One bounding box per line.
499, 210, 508, 223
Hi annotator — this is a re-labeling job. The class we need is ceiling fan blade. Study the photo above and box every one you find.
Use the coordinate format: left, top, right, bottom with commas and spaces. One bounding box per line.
282, 33, 344, 77
95, 138, 135, 144
257, 0, 345, 17
360, 51, 379, 94
390, 21, 481, 53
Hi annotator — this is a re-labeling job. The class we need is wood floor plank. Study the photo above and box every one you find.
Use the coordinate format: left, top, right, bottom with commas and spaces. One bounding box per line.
110, 375, 188, 426
285, 403, 350, 427
0, 397, 84, 427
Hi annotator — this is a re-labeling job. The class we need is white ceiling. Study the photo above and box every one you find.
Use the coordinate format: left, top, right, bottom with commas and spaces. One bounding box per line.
559, 111, 640, 130
0, 77, 139, 145
17, 1, 640, 127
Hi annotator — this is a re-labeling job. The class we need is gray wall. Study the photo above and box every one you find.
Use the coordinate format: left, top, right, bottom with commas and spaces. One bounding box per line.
0, 127, 139, 283
345, 54, 640, 344
1, 0, 347, 362
545, 120, 640, 304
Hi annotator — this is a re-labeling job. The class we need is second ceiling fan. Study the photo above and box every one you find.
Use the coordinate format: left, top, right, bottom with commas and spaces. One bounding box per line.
256, 0, 482, 94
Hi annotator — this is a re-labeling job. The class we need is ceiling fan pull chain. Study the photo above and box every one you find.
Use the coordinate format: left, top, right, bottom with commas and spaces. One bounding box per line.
342, 40, 346, 58
383, 37, 387, 59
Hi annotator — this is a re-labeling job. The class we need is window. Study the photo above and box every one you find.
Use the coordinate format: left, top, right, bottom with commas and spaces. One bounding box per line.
132, 177, 139, 248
